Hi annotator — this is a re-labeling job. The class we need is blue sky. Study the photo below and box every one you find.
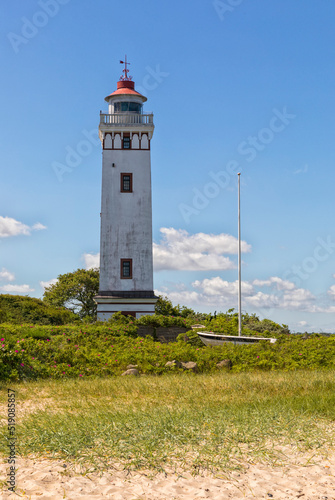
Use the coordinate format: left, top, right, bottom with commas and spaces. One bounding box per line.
1, 0, 335, 332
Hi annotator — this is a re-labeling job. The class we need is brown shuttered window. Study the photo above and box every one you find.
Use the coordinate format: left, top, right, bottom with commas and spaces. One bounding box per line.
121, 173, 132, 192
123, 134, 131, 149
121, 259, 132, 279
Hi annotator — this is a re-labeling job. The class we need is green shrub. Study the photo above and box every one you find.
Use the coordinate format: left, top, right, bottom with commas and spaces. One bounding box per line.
0, 323, 335, 382
0, 295, 79, 325
176, 330, 205, 347
136, 314, 193, 329
204, 310, 289, 337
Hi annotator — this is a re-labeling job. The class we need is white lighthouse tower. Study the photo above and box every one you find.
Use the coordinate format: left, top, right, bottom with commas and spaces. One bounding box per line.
95, 58, 157, 320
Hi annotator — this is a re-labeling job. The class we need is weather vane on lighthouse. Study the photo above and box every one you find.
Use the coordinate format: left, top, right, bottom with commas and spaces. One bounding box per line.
119, 55, 132, 81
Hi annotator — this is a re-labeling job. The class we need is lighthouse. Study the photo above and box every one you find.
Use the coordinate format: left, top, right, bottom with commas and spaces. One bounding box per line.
95, 58, 157, 320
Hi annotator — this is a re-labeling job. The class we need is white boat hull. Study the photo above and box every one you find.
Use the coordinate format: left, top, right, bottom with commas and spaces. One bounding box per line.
197, 332, 277, 346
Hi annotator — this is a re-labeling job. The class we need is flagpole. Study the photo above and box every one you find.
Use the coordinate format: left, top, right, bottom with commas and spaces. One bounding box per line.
238, 173, 242, 337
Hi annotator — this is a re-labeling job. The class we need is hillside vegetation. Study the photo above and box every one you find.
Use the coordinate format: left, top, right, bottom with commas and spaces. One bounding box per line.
1, 293, 334, 383
0, 318, 334, 382
0, 295, 78, 325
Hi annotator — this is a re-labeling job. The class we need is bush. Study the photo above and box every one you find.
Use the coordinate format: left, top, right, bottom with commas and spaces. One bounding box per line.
176, 330, 205, 347
0, 295, 79, 325
0, 323, 334, 382
136, 314, 193, 329
204, 310, 289, 337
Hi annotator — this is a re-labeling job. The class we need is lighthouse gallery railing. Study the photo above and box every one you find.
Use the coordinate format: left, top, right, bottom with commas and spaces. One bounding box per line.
100, 113, 154, 126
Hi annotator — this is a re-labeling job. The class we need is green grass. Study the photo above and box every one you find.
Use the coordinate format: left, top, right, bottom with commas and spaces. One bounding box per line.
1, 370, 335, 476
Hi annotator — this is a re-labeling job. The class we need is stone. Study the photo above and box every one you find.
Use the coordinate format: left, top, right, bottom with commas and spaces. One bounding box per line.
126, 364, 138, 370
216, 359, 232, 370
165, 360, 183, 369
181, 361, 198, 373
121, 369, 140, 376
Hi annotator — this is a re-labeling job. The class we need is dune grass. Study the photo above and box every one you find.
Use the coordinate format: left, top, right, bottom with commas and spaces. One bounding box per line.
1, 370, 335, 476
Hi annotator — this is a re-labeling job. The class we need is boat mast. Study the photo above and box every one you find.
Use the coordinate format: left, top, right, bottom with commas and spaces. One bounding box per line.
238, 172, 242, 337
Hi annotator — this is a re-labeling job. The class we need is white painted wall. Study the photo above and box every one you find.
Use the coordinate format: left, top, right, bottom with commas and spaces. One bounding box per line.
141, 134, 149, 149
99, 148, 154, 292
105, 134, 113, 148
114, 134, 121, 149
132, 133, 139, 149
98, 307, 155, 321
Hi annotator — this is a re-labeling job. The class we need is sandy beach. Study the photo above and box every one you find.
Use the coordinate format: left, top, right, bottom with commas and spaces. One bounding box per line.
1, 449, 335, 499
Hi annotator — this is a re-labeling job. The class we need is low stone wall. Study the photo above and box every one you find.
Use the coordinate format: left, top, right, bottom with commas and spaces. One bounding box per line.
137, 326, 189, 343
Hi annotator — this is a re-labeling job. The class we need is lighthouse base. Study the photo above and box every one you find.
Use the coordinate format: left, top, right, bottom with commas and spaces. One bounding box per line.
95, 291, 158, 321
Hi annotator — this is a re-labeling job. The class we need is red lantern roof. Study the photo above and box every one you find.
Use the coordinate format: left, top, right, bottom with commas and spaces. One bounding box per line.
105, 57, 147, 102
105, 80, 146, 102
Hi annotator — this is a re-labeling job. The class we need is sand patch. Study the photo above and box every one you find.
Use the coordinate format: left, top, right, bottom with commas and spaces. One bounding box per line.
1, 449, 335, 499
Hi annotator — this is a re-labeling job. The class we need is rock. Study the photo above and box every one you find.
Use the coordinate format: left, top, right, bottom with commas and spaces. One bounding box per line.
121, 369, 140, 376
181, 361, 198, 373
126, 364, 138, 370
216, 359, 232, 370
165, 360, 183, 369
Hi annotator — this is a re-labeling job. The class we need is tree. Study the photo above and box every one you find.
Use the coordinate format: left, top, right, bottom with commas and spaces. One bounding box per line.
43, 268, 99, 320
154, 295, 196, 318
154, 295, 178, 316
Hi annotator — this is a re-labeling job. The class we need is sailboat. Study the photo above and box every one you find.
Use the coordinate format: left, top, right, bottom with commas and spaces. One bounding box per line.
197, 173, 277, 346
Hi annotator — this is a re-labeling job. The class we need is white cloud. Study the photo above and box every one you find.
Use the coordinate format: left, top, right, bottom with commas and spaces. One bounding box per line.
328, 284, 335, 298
157, 275, 333, 314
0, 284, 34, 293
0, 217, 30, 237
157, 228, 251, 254
245, 284, 317, 312
0, 268, 15, 282
0, 216, 47, 238
253, 277, 296, 291
153, 228, 251, 271
281, 288, 315, 310
39, 279, 58, 290
245, 291, 280, 308
155, 277, 253, 310
81, 228, 251, 272
83, 253, 100, 269
193, 277, 254, 297
298, 321, 308, 327
155, 289, 202, 307
0, 267, 35, 294
32, 222, 47, 231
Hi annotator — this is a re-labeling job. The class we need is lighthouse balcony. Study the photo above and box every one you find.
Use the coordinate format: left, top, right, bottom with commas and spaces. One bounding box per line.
100, 113, 154, 127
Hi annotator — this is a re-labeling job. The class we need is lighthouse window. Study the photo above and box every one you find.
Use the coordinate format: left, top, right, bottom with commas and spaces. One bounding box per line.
121, 173, 133, 192
129, 102, 142, 112
114, 102, 142, 113
123, 136, 131, 149
121, 259, 132, 279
